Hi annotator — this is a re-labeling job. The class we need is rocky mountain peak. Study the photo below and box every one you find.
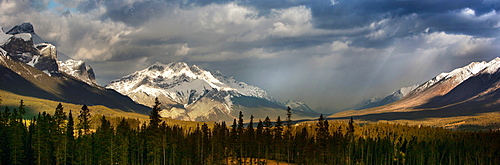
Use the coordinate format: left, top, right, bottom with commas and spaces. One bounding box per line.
106, 61, 300, 121
6, 22, 35, 34
0, 27, 59, 75
410, 58, 498, 95
58, 59, 96, 85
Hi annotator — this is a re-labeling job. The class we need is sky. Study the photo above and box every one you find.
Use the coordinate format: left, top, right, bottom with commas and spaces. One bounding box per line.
1, 0, 500, 113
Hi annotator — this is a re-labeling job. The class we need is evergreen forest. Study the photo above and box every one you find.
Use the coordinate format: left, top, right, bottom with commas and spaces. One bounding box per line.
0, 99, 499, 165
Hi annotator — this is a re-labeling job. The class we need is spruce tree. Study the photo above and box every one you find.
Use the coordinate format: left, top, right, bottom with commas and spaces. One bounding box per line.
149, 97, 162, 128
18, 100, 25, 121
3, 106, 11, 121
77, 105, 91, 135
115, 118, 130, 165
347, 117, 355, 137
53, 103, 67, 165
95, 115, 115, 165
237, 111, 244, 164
66, 110, 75, 165
286, 106, 292, 128
53, 103, 66, 132
76, 105, 91, 164
247, 115, 255, 164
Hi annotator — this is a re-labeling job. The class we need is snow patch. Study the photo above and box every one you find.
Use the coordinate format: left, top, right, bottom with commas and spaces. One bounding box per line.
13, 33, 32, 42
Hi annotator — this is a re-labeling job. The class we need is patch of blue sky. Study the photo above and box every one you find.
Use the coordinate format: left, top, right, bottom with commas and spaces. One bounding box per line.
48, 0, 77, 13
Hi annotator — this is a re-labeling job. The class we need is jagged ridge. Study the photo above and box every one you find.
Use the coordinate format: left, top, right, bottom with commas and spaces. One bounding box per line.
107, 62, 316, 122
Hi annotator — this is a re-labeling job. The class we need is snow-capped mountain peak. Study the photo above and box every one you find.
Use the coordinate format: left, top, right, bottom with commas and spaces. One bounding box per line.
1, 23, 96, 84
481, 57, 500, 74
57, 59, 96, 85
106, 61, 282, 121
107, 62, 274, 106
411, 58, 499, 95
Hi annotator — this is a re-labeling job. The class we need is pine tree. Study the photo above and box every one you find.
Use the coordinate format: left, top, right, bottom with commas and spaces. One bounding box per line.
149, 97, 162, 128
284, 107, 293, 164
315, 114, 329, 163
77, 105, 91, 135
8, 117, 27, 165
53, 103, 66, 132
263, 116, 272, 163
76, 105, 91, 164
3, 106, 11, 121
274, 116, 283, 161
286, 106, 292, 128
66, 110, 75, 165
18, 100, 25, 121
264, 116, 272, 128
0, 106, 8, 165
247, 115, 255, 164
347, 117, 355, 137
237, 111, 244, 164
53, 103, 67, 165
95, 115, 115, 165
256, 120, 264, 162
115, 118, 130, 165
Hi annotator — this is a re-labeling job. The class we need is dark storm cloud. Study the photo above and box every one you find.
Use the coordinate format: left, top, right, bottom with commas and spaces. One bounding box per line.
2, 0, 500, 112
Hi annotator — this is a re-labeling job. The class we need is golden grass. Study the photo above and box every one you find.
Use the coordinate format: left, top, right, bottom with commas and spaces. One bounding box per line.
325, 112, 500, 131
0, 89, 211, 128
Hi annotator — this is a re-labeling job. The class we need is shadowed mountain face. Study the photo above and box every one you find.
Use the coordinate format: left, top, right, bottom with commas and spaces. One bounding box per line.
0, 55, 150, 114
0, 23, 150, 114
330, 58, 500, 122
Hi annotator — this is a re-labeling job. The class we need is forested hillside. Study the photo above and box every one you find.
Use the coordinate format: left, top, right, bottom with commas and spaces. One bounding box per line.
0, 99, 499, 165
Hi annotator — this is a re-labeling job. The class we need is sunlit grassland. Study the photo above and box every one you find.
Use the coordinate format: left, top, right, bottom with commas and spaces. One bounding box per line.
0, 89, 211, 128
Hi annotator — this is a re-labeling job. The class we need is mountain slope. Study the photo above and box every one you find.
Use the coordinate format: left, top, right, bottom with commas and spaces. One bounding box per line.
284, 99, 315, 113
107, 62, 317, 122
353, 84, 419, 110
330, 57, 500, 129
0, 23, 150, 114
0, 54, 150, 114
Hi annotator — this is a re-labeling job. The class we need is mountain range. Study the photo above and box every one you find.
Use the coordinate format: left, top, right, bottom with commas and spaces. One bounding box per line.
331, 57, 500, 129
106, 62, 318, 121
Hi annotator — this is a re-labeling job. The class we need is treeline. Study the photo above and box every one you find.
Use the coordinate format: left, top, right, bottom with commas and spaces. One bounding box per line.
1, 99, 500, 164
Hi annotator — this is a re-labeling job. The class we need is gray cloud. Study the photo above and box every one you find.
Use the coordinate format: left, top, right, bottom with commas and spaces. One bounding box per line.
1, 0, 500, 113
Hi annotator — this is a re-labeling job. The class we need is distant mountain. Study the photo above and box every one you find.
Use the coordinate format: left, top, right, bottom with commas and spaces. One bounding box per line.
0, 23, 150, 114
353, 84, 419, 110
284, 99, 315, 113
107, 62, 317, 122
330, 57, 500, 126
